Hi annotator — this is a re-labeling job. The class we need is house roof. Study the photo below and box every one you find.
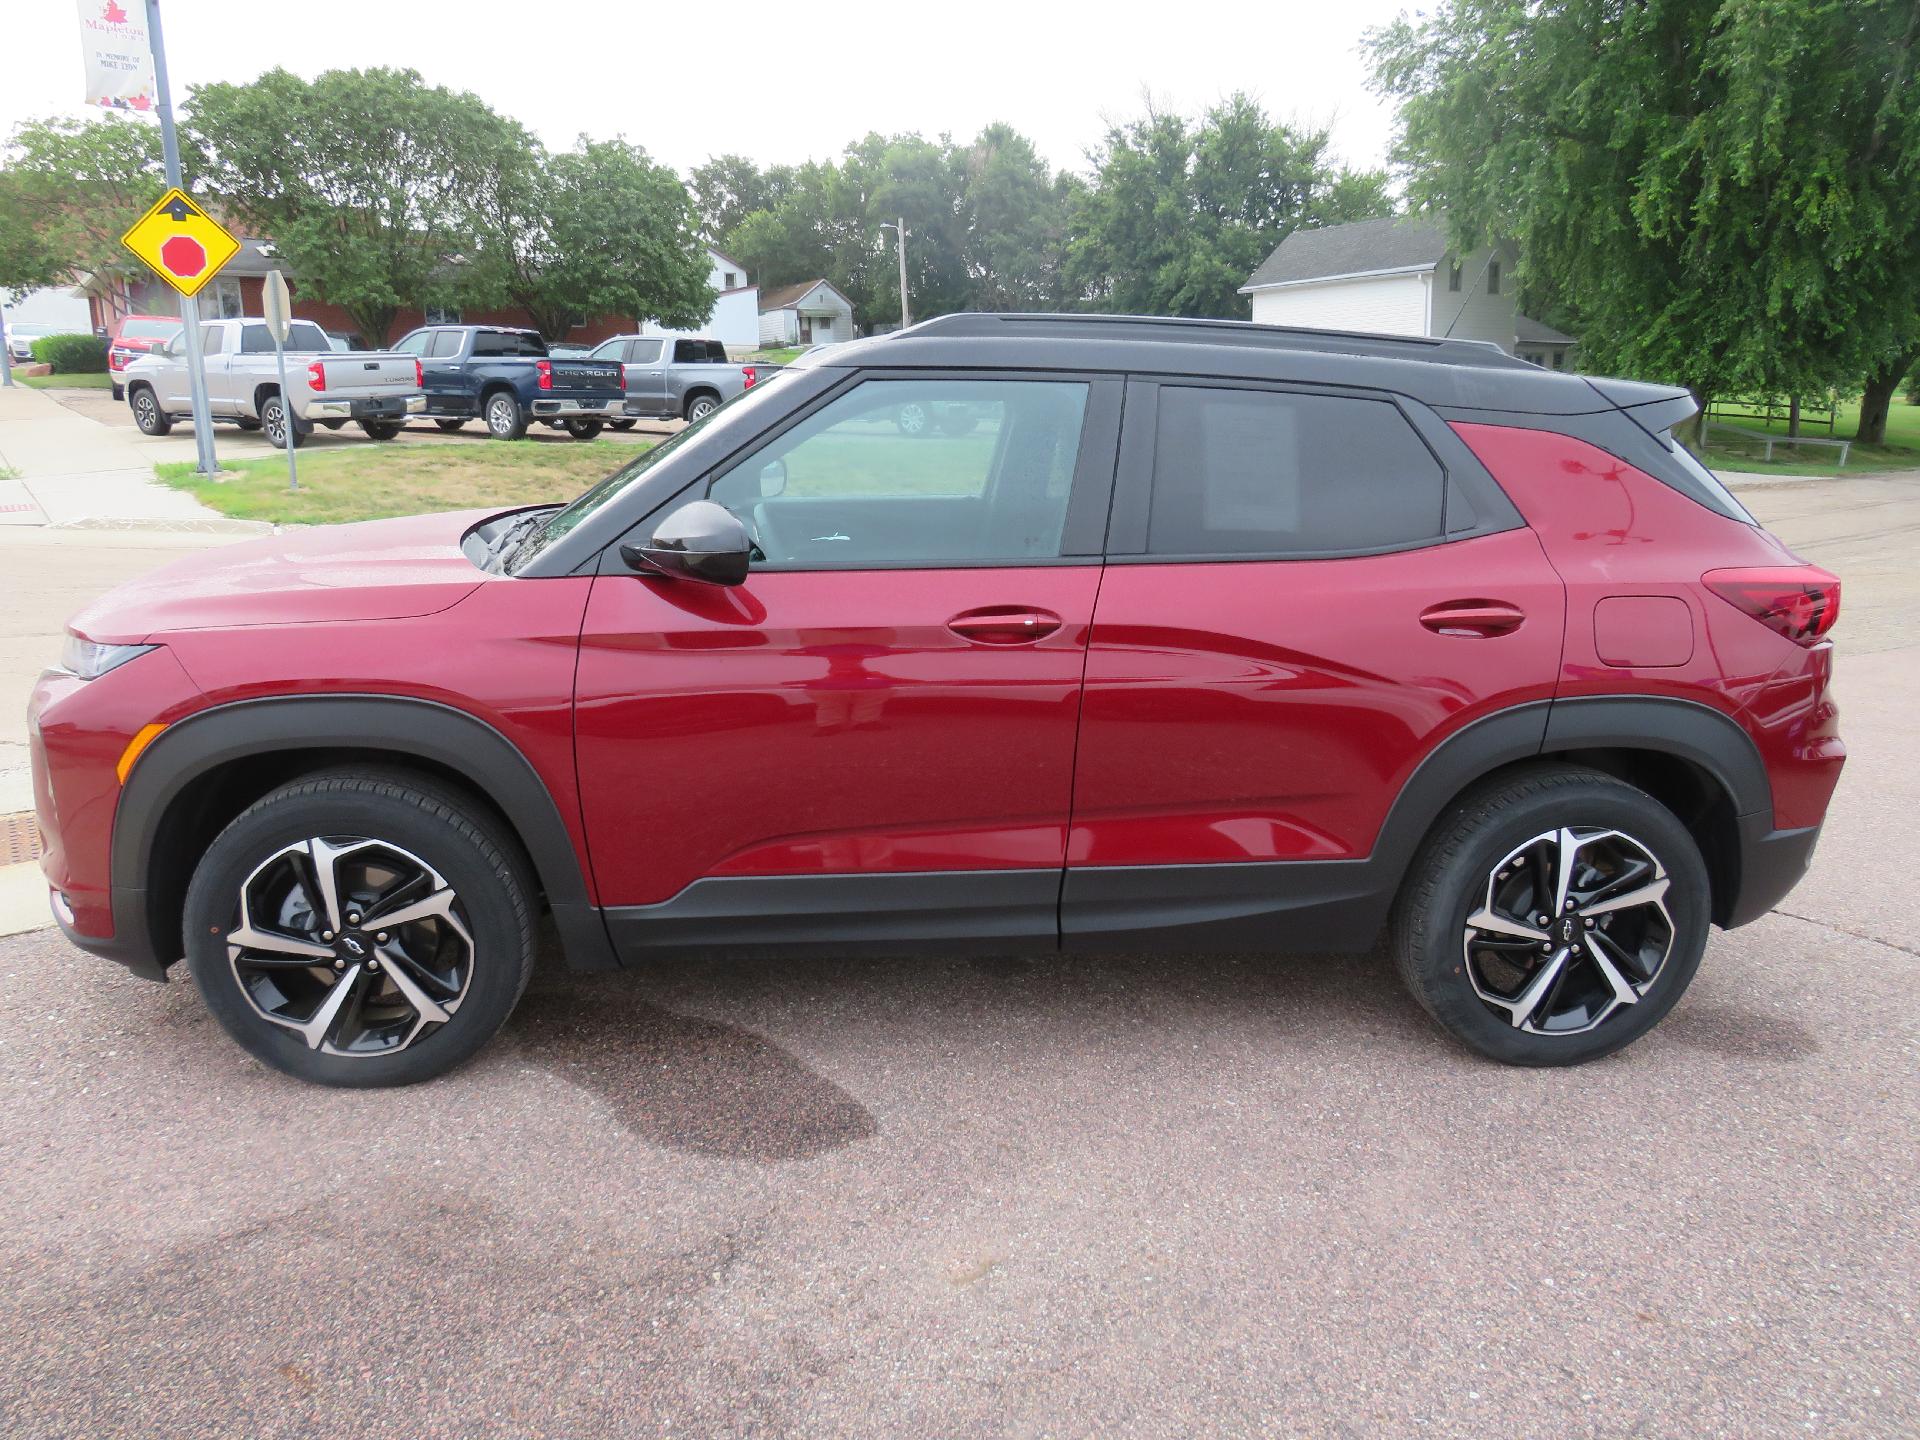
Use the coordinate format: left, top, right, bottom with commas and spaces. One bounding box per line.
759, 278, 853, 313
1515, 313, 1577, 346
1242, 214, 1451, 291
707, 246, 749, 274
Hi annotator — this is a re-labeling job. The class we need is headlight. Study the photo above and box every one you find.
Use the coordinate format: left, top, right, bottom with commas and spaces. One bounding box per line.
60, 635, 156, 680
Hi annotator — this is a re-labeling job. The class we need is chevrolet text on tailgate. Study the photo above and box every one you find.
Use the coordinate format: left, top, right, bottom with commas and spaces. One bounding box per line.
393, 324, 625, 441
31, 314, 1844, 1086
122, 317, 425, 448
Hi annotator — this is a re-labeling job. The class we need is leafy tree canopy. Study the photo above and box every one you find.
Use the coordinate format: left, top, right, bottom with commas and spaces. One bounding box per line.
0, 115, 165, 303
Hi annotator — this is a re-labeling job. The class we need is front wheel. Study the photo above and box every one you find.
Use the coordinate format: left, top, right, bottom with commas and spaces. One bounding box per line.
129, 385, 172, 436
360, 421, 402, 441
261, 393, 306, 449
484, 391, 527, 440
183, 771, 537, 1088
1391, 764, 1711, 1067
563, 417, 604, 441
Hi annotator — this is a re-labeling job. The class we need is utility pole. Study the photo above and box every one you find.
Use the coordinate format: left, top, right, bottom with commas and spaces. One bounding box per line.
881, 217, 911, 330
1, 297, 14, 388
145, 0, 219, 476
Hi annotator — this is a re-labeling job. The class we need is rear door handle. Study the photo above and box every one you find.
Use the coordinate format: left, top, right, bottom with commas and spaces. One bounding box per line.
1420, 600, 1527, 637
947, 606, 1062, 644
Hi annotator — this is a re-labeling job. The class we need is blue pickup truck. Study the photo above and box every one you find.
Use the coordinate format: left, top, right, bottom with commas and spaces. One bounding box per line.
391, 324, 624, 441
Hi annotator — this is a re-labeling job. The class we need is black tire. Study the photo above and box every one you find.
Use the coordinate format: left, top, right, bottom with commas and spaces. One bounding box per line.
434, 418, 467, 432
129, 385, 172, 436
1390, 763, 1711, 1067
483, 389, 527, 440
261, 393, 306, 449
563, 417, 604, 440
182, 770, 537, 1088
111, 383, 125, 402
683, 392, 720, 423
894, 400, 931, 437
236, 418, 262, 432
360, 420, 402, 441
608, 418, 637, 431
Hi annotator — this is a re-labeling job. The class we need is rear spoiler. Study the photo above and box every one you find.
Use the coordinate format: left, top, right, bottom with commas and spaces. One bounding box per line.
1585, 375, 1698, 442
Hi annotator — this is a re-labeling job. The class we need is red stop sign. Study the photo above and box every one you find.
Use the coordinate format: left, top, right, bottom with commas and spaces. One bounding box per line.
160, 234, 207, 279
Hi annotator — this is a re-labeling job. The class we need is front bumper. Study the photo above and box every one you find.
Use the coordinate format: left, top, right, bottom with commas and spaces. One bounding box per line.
531, 398, 621, 418
304, 395, 428, 420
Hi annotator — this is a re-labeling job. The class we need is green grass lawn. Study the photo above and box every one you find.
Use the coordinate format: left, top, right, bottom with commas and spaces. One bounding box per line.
157, 437, 644, 525
20, 371, 114, 390
1702, 395, 1920, 475
749, 347, 804, 365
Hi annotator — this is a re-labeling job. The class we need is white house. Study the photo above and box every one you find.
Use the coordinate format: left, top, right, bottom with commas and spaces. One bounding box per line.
640, 247, 760, 350
758, 278, 856, 347
1238, 215, 1573, 361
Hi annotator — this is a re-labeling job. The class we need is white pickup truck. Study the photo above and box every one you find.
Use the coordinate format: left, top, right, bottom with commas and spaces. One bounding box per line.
123, 317, 425, 449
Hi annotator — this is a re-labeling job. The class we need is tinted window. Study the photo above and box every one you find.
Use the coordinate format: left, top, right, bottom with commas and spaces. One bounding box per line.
426, 330, 463, 358
673, 339, 705, 364
1146, 388, 1445, 556
706, 379, 1088, 569
472, 329, 545, 357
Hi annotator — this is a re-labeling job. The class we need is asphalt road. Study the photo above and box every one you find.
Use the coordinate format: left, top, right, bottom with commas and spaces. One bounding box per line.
2, 476, 1915, 1438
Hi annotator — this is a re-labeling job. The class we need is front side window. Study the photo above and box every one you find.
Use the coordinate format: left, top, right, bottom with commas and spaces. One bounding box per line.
706, 378, 1089, 569
1145, 387, 1446, 557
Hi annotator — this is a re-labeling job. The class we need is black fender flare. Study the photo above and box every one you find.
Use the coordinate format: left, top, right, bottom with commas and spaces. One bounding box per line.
113, 694, 615, 971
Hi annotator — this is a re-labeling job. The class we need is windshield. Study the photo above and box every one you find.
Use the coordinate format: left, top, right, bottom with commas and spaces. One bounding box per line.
510, 370, 797, 572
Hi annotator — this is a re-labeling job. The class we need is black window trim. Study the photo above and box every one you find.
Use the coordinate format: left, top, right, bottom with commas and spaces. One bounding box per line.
1104, 374, 1522, 564
596, 366, 1125, 576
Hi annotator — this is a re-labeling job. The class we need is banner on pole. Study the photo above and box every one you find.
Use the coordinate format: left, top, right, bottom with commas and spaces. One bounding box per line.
77, 1, 156, 113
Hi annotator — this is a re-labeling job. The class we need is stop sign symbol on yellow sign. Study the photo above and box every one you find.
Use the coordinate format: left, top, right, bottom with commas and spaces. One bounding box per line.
120, 188, 241, 298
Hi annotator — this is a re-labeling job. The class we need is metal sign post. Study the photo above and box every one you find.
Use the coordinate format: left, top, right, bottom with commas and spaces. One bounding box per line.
143, 0, 218, 476
263, 269, 298, 491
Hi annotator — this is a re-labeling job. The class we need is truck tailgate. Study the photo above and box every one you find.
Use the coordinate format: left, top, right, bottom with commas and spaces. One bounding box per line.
311, 353, 418, 393
547, 358, 623, 393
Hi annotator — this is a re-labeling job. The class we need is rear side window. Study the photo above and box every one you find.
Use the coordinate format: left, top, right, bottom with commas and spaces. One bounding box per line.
1146, 387, 1445, 556
628, 339, 663, 364
427, 330, 463, 358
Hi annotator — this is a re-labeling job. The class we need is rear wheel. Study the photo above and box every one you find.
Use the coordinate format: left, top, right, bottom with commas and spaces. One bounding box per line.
608, 418, 637, 432
183, 771, 537, 1088
683, 392, 719, 423
130, 385, 171, 436
484, 390, 527, 440
563, 417, 604, 440
1391, 765, 1710, 1066
261, 393, 306, 449
434, 418, 467, 432
360, 421, 402, 441
895, 400, 930, 437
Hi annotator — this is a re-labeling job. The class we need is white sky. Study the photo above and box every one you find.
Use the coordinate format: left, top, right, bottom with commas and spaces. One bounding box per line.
8, 0, 1410, 179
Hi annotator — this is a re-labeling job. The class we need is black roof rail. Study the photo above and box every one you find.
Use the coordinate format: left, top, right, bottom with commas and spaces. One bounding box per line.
897, 312, 1538, 371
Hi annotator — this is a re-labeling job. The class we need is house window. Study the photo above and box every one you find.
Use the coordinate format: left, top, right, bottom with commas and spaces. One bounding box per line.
424, 305, 462, 326
211, 277, 243, 319
723, 271, 737, 288
1448, 263, 1462, 293
1487, 261, 1500, 295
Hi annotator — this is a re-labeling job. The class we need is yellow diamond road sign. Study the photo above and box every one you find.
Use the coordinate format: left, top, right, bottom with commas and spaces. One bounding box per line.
120, 188, 242, 298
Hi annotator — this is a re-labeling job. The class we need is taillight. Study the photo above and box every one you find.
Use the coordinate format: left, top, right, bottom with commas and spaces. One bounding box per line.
306, 360, 325, 392
1704, 566, 1840, 645
742, 365, 757, 389
414, 357, 424, 389
536, 359, 552, 391
621, 363, 632, 388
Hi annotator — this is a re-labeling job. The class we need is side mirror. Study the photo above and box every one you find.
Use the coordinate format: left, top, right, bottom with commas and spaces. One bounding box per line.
621, 500, 752, 586
756, 458, 788, 498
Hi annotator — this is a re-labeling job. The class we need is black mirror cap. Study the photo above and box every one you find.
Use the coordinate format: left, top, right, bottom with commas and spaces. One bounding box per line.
621, 499, 752, 586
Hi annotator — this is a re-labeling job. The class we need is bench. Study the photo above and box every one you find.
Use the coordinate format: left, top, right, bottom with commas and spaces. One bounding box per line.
1707, 421, 1851, 467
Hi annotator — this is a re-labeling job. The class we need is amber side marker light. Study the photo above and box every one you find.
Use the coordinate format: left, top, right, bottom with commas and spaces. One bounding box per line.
116, 723, 168, 784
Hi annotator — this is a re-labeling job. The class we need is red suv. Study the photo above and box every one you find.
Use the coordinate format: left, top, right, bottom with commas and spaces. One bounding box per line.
29, 315, 1844, 1086
105, 313, 183, 401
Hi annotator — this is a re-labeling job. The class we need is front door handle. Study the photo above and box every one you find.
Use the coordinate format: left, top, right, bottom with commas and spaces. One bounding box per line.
947, 606, 1062, 645
1420, 600, 1527, 637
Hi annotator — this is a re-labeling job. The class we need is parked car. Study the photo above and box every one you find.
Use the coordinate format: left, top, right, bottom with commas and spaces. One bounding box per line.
105, 314, 183, 401
392, 324, 623, 440
586, 334, 772, 429
30, 312, 1844, 1086
5, 321, 55, 364
122, 317, 424, 447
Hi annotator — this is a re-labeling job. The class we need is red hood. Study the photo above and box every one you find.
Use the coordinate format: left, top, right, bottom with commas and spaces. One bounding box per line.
71, 510, 494, 643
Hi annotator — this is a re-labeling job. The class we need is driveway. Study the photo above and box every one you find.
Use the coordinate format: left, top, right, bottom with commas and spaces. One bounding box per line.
1, 476, 1915, 1437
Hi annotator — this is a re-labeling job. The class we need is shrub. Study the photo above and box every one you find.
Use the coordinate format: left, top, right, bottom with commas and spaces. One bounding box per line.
30, 332, 109, 374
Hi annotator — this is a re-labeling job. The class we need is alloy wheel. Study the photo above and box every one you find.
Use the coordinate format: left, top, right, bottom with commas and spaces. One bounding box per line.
134, 392, 158, 428
1462, 826, 1675, 1036
896, 401, 928, 435
488, 397, 515, 436
226, 835, 475, 1057
687, 397, 717, 423
263, 398, 287, 448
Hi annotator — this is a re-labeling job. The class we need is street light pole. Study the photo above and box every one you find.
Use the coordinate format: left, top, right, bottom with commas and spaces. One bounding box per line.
881, 218, 911, 330
145, 0, 218, 476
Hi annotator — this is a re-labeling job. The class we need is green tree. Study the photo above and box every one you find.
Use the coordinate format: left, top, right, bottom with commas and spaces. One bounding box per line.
959, 123, 1073, 311
468, 138, 714, 340
0, 115, 165, 313
687, 153, 795, 248
1069, 94, 1393, 318
188, 67, 528, 344
1368, 0, 1920, 444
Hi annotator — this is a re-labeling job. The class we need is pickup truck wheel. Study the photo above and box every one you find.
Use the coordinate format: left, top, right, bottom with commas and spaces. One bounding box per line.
434, 419, 466, 432
182, 770, 537, 1088
895, 400, 931, 437
484, 391, 527, 441
563, 418, 604, 440
684, 393, 720, 423
608, 418, 637, 431
261, 394, 307, 450
130, 385, 172, 437
360, 421, 403, 441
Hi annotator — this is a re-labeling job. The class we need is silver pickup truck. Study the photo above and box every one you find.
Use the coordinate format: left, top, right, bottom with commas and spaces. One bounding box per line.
584, 334, 775, 426
123, 317, 425, 449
